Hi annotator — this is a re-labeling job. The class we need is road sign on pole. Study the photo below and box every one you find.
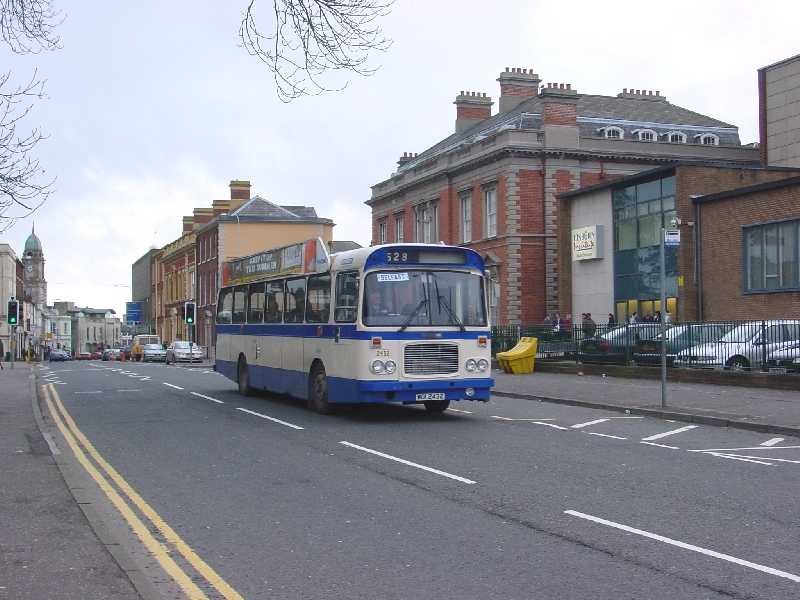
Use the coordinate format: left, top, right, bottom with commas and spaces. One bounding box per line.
126, 302, 143, 325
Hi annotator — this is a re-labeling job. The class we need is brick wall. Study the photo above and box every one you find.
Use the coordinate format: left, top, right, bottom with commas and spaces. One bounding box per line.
543, 103, 577, 126
676, 166, 799, 320
698, 183, 800, 320
456, 106, 491, 120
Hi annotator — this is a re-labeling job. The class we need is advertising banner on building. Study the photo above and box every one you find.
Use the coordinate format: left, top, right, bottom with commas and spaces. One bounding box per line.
222, 238, 331, 286
572, 225, 603, 261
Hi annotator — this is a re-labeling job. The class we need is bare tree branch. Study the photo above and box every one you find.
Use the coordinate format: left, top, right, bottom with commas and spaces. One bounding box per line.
0, 70, 54, 232
240, 0, 393, 102
0, 0, 62, 54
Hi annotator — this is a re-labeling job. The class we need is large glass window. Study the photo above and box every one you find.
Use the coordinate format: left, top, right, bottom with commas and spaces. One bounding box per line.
247, 282, 265, 323
744, 220, 800, 292
264, 281, 284, 323
217, 288, 233, 323
306, 274, 331, 323
378, 221, 387, 244
415, 203, 437, 243
232, 286, 247, 324
334, 272, 359, 323
363, 270, 487, 328
460, 190, 472, 243
284, 278, 306, 323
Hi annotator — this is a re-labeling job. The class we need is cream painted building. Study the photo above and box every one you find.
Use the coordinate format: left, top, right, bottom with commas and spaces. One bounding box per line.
760, 53, 800, 167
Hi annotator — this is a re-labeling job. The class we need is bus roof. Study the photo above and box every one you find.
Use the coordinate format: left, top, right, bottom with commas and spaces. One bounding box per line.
330, 244, 485, 273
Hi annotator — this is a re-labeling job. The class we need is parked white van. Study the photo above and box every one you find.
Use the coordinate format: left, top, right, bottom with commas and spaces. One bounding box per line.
675, 320, 800, 371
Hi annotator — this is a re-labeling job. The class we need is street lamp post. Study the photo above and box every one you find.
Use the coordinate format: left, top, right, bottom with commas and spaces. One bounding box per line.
660, 217, 680, 409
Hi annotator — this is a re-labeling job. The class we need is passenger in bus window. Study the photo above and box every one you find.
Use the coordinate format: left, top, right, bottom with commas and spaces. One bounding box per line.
368, 288, 389, 316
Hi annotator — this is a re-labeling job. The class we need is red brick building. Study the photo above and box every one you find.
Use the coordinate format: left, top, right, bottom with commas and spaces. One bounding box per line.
368, 68, 760, 324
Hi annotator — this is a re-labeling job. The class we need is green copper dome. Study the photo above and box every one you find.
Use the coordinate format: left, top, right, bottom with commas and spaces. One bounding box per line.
24, 225, 42, 254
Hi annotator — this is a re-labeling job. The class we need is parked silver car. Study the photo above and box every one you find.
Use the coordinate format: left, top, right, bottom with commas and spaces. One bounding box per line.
676, 320, 800, 371
165, 341, 204, 364
142, 343, 167, 362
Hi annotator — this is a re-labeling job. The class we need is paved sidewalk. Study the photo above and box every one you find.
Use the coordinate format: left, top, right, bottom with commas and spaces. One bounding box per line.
0, 364, 141, 600
492, 370, 800, 435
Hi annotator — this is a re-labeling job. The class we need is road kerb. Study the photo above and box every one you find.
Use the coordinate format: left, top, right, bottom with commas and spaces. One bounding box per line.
491, 389, 800, 437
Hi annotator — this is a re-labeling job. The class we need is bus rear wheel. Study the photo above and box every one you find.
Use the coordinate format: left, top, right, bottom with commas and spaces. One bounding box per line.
424, 400, 450, 414
308, 363, 332, 414
238, 357, 253, 396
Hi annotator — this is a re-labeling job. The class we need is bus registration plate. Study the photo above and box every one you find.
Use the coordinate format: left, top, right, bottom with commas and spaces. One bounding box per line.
416, 392, 445, 401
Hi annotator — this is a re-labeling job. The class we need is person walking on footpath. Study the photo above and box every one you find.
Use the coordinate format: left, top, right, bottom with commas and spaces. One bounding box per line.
0, 338, 4, 370
607, 313, 617, 328
584, 313, 597, 338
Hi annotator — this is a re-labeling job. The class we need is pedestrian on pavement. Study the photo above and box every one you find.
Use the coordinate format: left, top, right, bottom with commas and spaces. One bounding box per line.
654, 310, 662, 323
664, 311, 672, 324
0, 338, 4, 370
583, 313, 597, 338
607, 313, 616, 328
552, 312, 561, 334
629, 311, 639, 324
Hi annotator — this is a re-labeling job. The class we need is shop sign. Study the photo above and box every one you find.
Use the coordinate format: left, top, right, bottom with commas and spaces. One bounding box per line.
572, 225, 603, 261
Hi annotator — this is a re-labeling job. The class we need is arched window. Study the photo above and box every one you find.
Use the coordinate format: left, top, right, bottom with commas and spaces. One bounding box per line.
633, 129, 657, 142
696, 133, 719, 146
599, 126, 624, 140
665, 131, 686, 144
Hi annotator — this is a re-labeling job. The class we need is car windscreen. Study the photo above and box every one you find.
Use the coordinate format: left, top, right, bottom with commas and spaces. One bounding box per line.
173, 342, 191, 349
144, 344, 162, 350
362, 270, 486, 328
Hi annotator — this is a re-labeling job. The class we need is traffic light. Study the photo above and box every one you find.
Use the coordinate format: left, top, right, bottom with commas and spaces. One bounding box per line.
184, 301, 196, 325
7, 300, 18, 325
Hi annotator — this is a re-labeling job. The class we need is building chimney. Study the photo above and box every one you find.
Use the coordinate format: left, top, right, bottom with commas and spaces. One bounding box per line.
397, 152, 418, 169
497, 67, 541, 113
229, 180, 251, 201
617, 88, 666, 102
182, 216, 194, 234
454, 91, 493, 133
540, 82, 579, 126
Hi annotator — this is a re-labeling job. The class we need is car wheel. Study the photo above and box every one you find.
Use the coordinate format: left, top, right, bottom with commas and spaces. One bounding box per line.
237, 357, 252, 396
726, 356, 749, 372
424, 400, 450, 414
307, 363, 332, 414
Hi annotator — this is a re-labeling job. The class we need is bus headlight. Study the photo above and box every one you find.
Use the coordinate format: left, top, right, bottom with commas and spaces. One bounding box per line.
476, 359, 489, 372
370, 359, 386, 374
384, 360, 397, 374
465, 358, 477, 372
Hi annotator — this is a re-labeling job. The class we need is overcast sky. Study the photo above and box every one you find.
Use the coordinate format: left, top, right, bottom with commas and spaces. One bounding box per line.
1, 0, 798, 316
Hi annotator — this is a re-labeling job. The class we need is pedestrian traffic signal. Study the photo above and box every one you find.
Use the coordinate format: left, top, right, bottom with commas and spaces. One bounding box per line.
7, 300, 18, 325
184, 301, 196, 325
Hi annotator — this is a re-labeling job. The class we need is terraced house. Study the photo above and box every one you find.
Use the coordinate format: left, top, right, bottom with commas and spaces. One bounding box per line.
367, 67, 760, 324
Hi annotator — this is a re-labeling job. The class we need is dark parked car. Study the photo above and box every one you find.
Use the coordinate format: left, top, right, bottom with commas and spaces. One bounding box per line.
578, 324, 662, 364
103, 348, 121, 361
634, 323, 731, 366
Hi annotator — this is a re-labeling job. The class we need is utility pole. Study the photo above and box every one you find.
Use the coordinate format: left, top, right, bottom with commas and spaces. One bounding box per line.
661, 218, 680, 408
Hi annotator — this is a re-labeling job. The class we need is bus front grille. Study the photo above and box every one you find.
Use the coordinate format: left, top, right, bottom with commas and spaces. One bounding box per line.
404, 343, 459, 375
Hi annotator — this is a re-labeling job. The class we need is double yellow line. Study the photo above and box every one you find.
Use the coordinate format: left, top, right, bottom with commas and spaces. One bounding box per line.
42, 384, 243, 600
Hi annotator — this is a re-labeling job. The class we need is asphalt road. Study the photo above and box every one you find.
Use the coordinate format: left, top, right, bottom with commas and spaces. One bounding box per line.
36, 361, 800, 600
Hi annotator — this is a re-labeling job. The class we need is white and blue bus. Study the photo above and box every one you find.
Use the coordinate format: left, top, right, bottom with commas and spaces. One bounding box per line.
215, 242, 493, 413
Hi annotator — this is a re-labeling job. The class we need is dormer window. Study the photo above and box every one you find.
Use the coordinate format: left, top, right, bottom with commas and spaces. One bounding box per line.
665, 131, 686, 144
598, 126, 624, 140
696, 133, 719, 146
632, 129, 657, 142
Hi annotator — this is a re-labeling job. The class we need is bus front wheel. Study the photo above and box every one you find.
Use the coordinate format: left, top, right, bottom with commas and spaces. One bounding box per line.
238, 357, 253, 396
424, 400, 450, 414
308, 363, 332, 414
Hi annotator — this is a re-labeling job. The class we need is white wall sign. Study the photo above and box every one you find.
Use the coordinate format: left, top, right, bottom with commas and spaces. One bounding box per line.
572, 225, 604, 261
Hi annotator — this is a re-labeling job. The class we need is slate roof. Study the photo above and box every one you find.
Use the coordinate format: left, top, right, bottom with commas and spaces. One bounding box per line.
401, 93, 741, 173
224, 196, 329, 223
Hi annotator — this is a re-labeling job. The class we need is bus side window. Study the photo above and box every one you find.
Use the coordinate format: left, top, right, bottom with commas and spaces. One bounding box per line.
217, 288, 233, 324
247, 282, 266, 323
264, 280, 284, 323
334, 272, 358, 323
306, 274, 331, 323
232, 285, 247, 324
284, 278, 306, 323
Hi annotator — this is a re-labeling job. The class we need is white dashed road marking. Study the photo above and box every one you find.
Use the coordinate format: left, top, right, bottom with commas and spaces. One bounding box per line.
760, 437, 785, 447
565, 510, 800, 583
641, 425, 698, 442
190, 392, 224, 404
235, 408, 304, 430
162, 383, 184, 390
339, 441, 476, 484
